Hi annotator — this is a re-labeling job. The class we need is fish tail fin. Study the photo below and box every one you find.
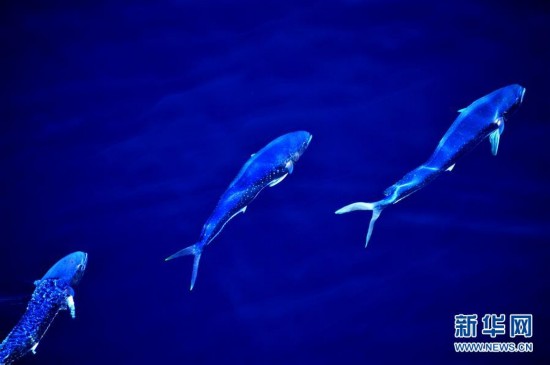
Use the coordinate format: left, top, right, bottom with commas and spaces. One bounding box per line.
165, 243, 203, 291
335, 201, 385, 248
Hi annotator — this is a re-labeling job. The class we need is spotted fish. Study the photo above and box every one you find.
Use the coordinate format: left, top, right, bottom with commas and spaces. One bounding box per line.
0, 251, 87, 365
166, 131, 312, 290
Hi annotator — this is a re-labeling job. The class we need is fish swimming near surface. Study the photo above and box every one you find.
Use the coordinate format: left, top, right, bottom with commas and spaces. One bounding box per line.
336, 84, 526, 247
166, 131, 312, 290
0, 251, 87, 365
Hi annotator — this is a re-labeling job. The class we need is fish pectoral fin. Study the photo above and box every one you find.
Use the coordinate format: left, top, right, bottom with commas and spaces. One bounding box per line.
31, 342, 39, 354
457, 107, 466, 113
446, 163, 456, 172
268, 173, 288, 187
285, 160, 294, 174
497, 117, 505, 134
489, 129, 501, 156
66, 295, 76, 319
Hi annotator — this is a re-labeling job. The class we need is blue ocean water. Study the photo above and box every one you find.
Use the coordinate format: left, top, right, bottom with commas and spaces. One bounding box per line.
1, 1, 549, 364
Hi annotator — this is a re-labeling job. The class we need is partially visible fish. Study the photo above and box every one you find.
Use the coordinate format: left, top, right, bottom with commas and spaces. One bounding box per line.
0, 251, 88, 365
166, 131, 312, 290
336, 84, 526, 247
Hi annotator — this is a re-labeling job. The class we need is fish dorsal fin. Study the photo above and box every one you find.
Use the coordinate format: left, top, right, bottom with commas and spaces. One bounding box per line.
446, 163, 455, 172
458, 108, 467, 113
268, 173, 288, 187
250, 153, 256, 157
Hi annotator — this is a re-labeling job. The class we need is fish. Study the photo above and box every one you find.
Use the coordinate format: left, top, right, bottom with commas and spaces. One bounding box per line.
166, 131, 313, 290
335, 84, 526, 247
0, 251, 88, 365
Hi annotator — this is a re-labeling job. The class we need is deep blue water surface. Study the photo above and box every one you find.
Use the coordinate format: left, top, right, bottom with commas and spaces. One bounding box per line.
1, 1, 549, 364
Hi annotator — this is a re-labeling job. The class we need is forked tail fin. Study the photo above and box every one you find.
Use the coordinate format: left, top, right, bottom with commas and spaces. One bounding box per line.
165, 244, 203, 291
335, 202, 385, 247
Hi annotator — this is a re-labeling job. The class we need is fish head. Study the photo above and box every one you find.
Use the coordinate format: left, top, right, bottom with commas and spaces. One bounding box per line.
285, 131, 313, 164
41, 251, 88, 287
498, 84, 526, 118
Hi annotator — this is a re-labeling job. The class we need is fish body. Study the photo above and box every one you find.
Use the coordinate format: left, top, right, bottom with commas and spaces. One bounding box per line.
336, 84, 526, 246
167, 131, 312, 290
0, 252, 87, 365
